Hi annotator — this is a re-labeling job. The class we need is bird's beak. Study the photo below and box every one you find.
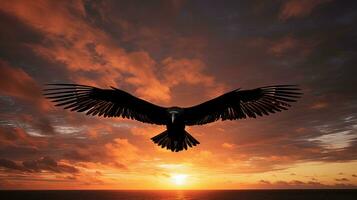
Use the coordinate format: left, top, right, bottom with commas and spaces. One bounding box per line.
171, 113, 175, 123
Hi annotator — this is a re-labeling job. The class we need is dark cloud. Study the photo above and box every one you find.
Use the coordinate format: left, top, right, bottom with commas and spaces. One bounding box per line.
335, 178, 349, 182
0, 60, 55, 135
259, 180, 271, 184
279, 0, 331, 20
258, 179, 357, 189
0, 158, 28, 172
22, 156, 78, 173
0, 60, 41, 101
0, 157, 78, 174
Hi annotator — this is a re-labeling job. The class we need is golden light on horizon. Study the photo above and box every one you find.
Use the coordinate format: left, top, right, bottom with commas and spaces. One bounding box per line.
171, 174, 188, 185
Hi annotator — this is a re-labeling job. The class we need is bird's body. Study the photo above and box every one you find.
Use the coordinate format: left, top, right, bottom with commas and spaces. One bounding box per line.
166, 107, 185, 136
44, 84, 301, 152
152, 107, 200, 152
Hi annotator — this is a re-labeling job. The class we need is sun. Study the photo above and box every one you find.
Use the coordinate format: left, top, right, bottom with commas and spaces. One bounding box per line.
171, 174, 188, 185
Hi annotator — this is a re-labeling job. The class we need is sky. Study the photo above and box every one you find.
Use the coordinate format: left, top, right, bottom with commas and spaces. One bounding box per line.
0, 0, 357, 190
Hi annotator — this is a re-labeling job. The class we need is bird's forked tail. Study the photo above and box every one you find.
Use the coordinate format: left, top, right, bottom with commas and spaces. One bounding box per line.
151, 130, 199, 152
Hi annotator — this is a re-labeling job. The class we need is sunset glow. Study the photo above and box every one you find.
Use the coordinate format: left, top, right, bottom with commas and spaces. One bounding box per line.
0, 0, 357, 190
172, 174, 188, 185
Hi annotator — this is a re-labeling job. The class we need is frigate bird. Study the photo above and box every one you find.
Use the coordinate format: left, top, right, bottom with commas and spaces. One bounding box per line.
44, 84, 301, 152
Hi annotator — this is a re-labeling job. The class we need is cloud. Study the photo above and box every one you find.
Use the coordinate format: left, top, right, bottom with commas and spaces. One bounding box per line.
0, 157, 78, 173
257, 179, 357, 189
335, 178, 349, 182
307, 131, 356, 150
130, 125, 165, 138
222, 142, 236, 149
23, 156, 78, 173
105, 138, 139, 165
0, 158, 28, 171
0, 126, 49, 159
0, 0, 226, 107
279, 0, 331, 20
259, 180, 271, 184
162, 57, 226, 99
2, 0, 227, 105
268, 36, 299, 56
0, 127, 28, 142
162, 57, 213, 86
0, 60, 41, 103
0, 0, 172, 103
267, 36, 317, 57
0, 60, 55, 135
310, 102, 329, 109
59, 133, 142, 170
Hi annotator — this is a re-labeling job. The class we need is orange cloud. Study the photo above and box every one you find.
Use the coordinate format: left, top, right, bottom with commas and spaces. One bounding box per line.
268, 36, 299, 56
162, 57, 226, 99
268, 36, 316, 57
0, 60, 41, 102
222, 142, 236, 149
130, 125, 165, 138
310, 101, 328, 109
163, 57, 214, 86
94, 46, 171, 103
105, 138, 139, 165
279, 0, 331, 20
0, 0, 171, 103
0, 126, 48, 152
0, 60, 51, 112
0, 0, 225, 106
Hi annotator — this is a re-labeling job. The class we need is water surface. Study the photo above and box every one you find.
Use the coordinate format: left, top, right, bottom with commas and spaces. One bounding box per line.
1, 190, 356, 200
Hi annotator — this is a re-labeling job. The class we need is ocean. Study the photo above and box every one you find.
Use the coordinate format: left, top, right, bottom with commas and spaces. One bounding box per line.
1, 190, 356, 200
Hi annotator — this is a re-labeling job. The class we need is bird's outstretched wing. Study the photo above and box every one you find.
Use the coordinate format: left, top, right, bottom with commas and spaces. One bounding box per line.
43, 84, 168, 125
183, 85, 302, 125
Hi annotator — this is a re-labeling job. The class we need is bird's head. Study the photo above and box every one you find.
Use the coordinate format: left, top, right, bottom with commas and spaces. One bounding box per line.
168, 107, 182, 123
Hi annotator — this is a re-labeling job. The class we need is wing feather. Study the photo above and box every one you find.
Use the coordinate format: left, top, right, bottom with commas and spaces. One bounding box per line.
44, 84, 168, 125
184, 85, 301, 125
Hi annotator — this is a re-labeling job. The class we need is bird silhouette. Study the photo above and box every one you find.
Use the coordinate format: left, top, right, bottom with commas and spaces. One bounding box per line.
44, 84, 301, 152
